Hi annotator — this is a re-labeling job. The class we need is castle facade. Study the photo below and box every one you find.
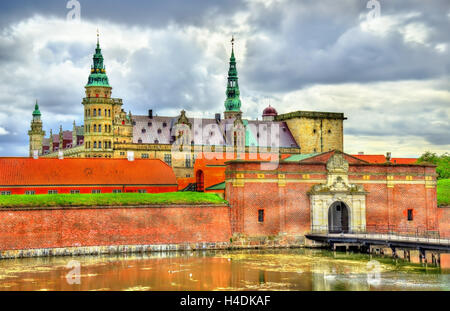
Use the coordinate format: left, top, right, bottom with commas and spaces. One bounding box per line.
28, 34, 346, 178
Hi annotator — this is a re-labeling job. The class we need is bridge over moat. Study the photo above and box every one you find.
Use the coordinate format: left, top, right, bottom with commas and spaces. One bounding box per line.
306, 225, 450, 265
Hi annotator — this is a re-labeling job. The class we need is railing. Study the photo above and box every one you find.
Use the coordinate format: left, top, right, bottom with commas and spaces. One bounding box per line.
309, 225, 450, 247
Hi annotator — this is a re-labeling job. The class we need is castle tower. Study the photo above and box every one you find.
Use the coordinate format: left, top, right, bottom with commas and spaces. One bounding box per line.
224, 37, 243, 120
59, 125, 63, 150
28, 100, 45, 157
49, 129, 53, 153
82, 31, 132, 158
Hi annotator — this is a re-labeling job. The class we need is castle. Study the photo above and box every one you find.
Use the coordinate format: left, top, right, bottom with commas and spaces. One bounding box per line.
28, 34, 346, 178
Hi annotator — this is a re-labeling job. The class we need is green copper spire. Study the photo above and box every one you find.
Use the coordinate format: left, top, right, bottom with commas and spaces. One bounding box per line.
32, 100, 41, 118
86, 30, 111, 87
224, 36, 241, 113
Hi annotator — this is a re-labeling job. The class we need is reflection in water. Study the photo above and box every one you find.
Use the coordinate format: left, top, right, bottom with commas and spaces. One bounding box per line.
0, 249, 448, 291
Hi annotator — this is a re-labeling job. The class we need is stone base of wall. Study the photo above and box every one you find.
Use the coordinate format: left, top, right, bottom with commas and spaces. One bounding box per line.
228, 233, 307, 249
0, 234, 311, 260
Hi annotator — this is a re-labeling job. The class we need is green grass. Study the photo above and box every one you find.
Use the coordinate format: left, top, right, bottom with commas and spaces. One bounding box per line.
0, 192, 227, 208
437, 179, 450, 207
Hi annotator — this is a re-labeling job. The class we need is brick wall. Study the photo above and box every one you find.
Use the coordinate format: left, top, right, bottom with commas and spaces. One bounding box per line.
438, 207, 450, 238
0, 205, 231, 252
227, 159, 440, 237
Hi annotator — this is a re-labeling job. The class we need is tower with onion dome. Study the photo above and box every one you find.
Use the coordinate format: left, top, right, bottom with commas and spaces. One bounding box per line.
28, 100, 46, 157
82, 31, 132, 158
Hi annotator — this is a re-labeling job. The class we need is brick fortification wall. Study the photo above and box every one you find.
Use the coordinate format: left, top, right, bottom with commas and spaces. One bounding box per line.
0, 205, 231, 256
438, 207, 450, 238
226, 154, 444, 238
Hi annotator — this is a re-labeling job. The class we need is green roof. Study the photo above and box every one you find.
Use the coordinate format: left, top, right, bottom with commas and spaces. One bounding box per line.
284, 153, 319, 162
86, 35, 111, 88
32, 101, 41, 117
205, 182, 226, 190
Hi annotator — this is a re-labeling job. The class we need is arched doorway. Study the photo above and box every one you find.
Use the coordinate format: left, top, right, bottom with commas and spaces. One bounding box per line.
196, 170, 204, 192
328, 201, 349, 233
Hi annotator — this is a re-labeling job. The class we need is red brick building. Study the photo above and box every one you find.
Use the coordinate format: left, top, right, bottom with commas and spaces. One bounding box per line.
0, 158, 178, 195
226, 150, 441, 237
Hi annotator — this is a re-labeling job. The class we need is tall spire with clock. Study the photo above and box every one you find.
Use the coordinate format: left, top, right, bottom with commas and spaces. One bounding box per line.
224, 36, 243, 119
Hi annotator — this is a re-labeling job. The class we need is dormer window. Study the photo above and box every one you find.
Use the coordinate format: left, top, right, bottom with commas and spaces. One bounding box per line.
157, 129, 162, 134
138, 139, 142, 144
142, 128, 146, 133
163, 122, 167, 128
154, 139, 159, 144
148, 122, 152, 127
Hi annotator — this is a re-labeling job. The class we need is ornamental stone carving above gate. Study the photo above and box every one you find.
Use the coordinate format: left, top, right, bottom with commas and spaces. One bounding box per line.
308, 152, 368, 233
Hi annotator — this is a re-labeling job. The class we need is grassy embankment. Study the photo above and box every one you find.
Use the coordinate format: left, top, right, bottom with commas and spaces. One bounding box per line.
437, 179, 450, 207
0, 192, 227, 208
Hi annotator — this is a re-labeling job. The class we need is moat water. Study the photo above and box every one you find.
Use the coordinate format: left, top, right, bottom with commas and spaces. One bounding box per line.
0, 249, 448, 291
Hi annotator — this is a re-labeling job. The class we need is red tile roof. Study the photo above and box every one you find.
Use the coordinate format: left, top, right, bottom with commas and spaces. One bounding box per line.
0, 158, 177, 186
391, 158, 417, 164
351, 154, 387, 164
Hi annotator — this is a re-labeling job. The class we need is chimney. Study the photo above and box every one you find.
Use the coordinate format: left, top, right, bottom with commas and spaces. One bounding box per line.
358, 152, 364, 155
148, 109, 153, 119
127, 151, 135, 162
33, 150, 39, 159
386, 152, 392, 162
215, 113, 221, 123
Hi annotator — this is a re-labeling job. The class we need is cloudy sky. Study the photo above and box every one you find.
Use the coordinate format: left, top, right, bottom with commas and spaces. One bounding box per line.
0, 0, 448, 157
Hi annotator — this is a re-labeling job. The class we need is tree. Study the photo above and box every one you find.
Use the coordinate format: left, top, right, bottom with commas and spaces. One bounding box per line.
417, 152, 450, 179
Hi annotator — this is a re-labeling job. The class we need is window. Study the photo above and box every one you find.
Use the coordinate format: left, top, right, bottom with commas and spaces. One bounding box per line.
108, 110, 111, 117
258, 209, 265, 223
98, 125, 101, 133
113, 189, 122, 193
157, 129, 162, 134
70, 190, 80, 194
162, 122, 167, 128
142, 128, 146, 133
99, 141, 102, 148
185, 154, 191, 168
120, 152, 125, 156
164, 154, 172, 166
142, 153, 149, 159
94, 124, 97, 132
94, 141, 97, 148
148, 122, 152, 127
313, 129, 317, 134
25, 191, 35, 195
48, 190, 58, 194
328, 129, 332, 134
98, 109, 101, 116
138, 189, 147, 193
1, 191, 11, 195
93, 109, 97, 117
105, 125, 108, 133
138, 139, 143, 144
154, 139, 159, 144
407, 209, 413, 221
92, 190, 101, 194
